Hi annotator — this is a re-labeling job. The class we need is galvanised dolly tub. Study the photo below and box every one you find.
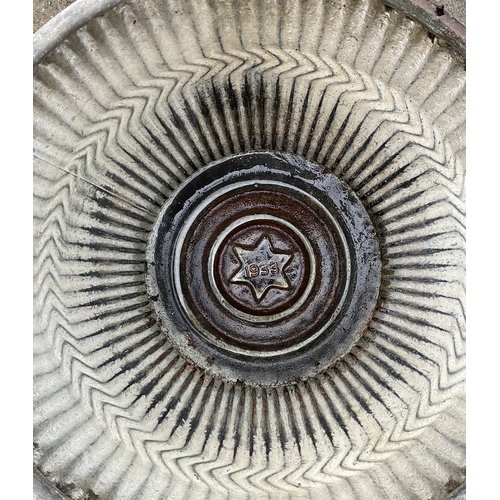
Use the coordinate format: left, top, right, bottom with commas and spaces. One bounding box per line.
34, 1, 466, 498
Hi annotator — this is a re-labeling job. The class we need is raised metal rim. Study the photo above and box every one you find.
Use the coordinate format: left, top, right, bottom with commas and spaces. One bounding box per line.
33, 467, 70, 500
34, 464, 466, 500
33, 0, 465, 67
33, 0, 123, 66
381, 0, 465, 57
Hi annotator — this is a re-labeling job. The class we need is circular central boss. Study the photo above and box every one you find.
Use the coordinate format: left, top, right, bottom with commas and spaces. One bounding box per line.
211, 215, 315, 319
175, 181, 345, 351
147, 153, 381, 385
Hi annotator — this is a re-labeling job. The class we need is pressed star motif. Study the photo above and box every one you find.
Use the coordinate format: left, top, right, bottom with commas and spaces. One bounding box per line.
230, 235, 292, 301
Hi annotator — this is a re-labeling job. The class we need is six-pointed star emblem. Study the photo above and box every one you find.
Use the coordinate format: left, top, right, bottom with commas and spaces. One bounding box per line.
230, 235, 292, 301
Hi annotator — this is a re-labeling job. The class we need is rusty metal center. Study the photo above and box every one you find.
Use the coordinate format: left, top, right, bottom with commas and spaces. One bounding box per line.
147, 153, 381, 385
210, 214, 317, 321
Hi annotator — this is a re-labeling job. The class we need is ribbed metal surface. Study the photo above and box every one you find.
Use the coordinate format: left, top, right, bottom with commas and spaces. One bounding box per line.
33, 1, 465, 498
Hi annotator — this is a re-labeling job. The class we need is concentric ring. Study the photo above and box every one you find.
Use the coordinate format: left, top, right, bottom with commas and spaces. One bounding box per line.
209, 214, 317, 322
148, 152, 380, 384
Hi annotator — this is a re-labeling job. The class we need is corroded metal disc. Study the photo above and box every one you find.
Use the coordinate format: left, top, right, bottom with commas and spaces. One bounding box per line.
148, 152, 381, 385
33, 1, 466, 499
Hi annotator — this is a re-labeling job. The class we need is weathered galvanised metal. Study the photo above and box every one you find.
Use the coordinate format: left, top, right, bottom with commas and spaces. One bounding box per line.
33, 1, 466, 499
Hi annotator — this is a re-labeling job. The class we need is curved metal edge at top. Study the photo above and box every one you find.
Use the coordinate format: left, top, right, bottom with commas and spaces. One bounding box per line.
33, 0, 124, 66
33, 0, 465, 68
381, 0, 465, 57
447, 487, 466, 500
33, 467, 70, 500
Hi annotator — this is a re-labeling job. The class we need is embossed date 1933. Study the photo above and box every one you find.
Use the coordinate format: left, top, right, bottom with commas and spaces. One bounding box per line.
245, 261, 279, 278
